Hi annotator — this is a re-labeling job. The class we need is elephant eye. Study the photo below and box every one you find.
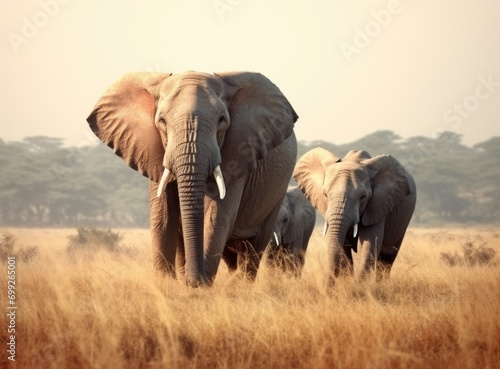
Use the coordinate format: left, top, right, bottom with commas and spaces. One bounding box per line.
158, 115, 166, 126
218, 116, 225, 125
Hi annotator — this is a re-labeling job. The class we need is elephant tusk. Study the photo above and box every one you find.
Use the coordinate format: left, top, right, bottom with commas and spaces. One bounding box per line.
322, 221, 329, 237
157, 168, 171, 198
214, 165, 226, 200
273, 232, 280, 246
353, 223, 358, 238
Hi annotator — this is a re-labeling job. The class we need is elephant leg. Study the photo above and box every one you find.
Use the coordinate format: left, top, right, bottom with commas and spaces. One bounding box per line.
376, 234, 405, 281
336, 228, 356, 276
222, 240, 239, 272
149, 180, 180, 277
203, 176, 247, 283
287, 227, 314, 276
236, 240, 259, 278
175, 232, 186, 279
357, 222, 385, 280
288, 240, 305, 276
375, 252, 397, 281
375, 200, 414, 281
302, 225, 314, 255
223, 239, 265, 275
241, 198, 284, 280
341, 246, 354, 275
270, 242, 291, 273
265, 242, 279, 268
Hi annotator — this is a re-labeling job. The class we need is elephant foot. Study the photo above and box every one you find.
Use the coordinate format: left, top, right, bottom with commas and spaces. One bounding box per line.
185, 274, 212, 288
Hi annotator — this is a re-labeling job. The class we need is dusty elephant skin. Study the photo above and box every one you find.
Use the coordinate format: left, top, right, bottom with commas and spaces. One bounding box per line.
267, 186, 316, 275
294, 148, 416, 283
87, 71, 298, 287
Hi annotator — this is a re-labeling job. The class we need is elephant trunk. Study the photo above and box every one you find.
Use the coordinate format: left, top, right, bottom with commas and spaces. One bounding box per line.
327, 215, 350, 278
177, 169, 207, 287
325, 197, 358, 278
170, 138, 219, 287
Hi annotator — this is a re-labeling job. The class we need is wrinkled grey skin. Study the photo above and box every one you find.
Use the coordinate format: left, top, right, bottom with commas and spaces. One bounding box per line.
87, 71, 298, 287
267, 186, 316, 275
294, 148, 416, 283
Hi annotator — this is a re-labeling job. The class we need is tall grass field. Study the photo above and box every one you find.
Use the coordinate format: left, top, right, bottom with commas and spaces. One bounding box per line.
0, 227, 499, 369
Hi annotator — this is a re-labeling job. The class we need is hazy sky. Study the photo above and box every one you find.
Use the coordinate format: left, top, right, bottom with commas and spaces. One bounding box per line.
1, 0, 499, 147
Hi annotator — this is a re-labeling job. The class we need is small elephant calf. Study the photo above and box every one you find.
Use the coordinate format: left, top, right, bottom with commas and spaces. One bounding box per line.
267, 186, 316, 275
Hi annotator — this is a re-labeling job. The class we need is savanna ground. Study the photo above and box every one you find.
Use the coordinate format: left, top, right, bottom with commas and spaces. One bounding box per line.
0, 226, 499, 369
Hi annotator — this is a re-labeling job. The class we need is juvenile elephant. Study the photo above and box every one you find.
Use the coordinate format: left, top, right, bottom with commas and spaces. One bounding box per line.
293, 148, 416, 282
267, 186, 316, 275
87, 71, 298, 286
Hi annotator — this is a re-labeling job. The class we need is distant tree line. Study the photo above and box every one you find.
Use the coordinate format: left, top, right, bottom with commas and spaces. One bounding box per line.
1, 131, 498, 227
0, 136, 149, 227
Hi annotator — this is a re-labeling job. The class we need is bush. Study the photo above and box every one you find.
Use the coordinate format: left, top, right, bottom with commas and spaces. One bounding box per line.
66, 227, 138, 259
441, 241, 496, 267
0, 232, 39, 262
66, 227, 136, 257
0, 232, 16, 258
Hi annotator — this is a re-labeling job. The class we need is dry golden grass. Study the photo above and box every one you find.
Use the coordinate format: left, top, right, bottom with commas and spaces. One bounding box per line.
0, 227, 499, 369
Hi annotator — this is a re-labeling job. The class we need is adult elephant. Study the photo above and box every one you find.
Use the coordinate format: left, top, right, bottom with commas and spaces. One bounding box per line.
87, 71, 298, 287
267, 186, 316, 275
293, 148, 416, 283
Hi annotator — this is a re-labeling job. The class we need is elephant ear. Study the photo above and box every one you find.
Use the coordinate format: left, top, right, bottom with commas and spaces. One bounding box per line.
361, 154, 412, 226
214, 72, 298, 182
283, 188, 316, 244
86, 72, 172, 183
293, 148, 341, 216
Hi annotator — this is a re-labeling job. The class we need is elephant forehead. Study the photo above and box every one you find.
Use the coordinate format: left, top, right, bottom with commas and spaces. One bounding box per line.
326, 163, 369, 188
280, 198, 291, 214
160, 72, 225, 96
277, 205, 288, 221
329, 161, 363, 176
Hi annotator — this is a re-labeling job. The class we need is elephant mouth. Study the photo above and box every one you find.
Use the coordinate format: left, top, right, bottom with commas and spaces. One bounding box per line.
323, 221, 359, 253
322, 222, 358, 238
157, 165, 226, 199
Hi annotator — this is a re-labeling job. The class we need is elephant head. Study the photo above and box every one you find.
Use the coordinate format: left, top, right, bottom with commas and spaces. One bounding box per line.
293, 148, 413, 278
87, 71, 297, 286
268, 186, 316, 273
